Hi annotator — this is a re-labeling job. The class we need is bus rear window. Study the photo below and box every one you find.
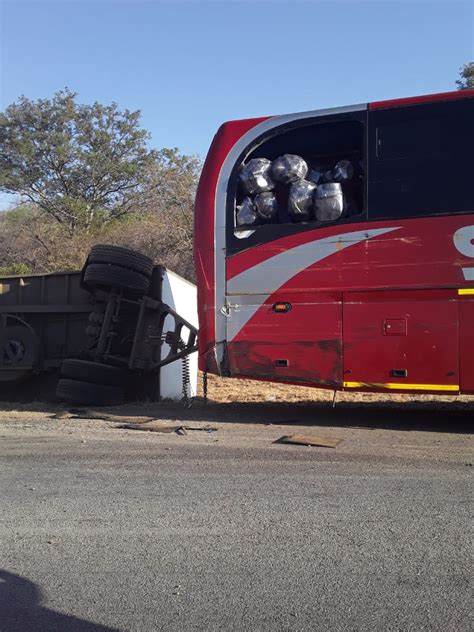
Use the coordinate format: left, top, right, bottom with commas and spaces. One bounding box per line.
233, 118, 365, 237
368, 98, 474, 219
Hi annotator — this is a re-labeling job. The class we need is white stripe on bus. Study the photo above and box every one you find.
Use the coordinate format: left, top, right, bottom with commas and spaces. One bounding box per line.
226, 227, 400, 341
213, 102, 368, 365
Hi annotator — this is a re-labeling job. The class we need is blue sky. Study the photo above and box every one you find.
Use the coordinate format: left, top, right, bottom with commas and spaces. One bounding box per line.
0, 0, 473, 209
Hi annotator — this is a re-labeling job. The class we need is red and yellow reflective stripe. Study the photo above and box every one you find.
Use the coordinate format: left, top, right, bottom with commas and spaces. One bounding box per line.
343, 381, 459, 392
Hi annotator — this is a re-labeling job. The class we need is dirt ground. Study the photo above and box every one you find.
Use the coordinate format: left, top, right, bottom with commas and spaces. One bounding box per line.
200, 372, 474, 408
0, 373, 472, 454
1, 371, 474, 419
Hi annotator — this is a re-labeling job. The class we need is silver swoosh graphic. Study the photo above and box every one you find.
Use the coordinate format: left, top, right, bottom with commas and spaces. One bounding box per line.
227, 226, 400, 340
213, 102, 367, 359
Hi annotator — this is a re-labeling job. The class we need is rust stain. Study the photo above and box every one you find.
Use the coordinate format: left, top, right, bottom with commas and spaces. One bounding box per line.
316, 339, 342, 354
229, 340, 341, 387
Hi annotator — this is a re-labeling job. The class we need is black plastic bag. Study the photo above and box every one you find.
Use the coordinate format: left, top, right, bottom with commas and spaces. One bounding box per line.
236, 197, 259, 226
271, 154, 308, 185
239, 158, 275, 195
288, 180, 317, 220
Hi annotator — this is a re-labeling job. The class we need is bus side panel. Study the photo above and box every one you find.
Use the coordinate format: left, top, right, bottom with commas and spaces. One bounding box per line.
227, 291, 342, 387
343, 290, 459, 392
459, 297, 474, 394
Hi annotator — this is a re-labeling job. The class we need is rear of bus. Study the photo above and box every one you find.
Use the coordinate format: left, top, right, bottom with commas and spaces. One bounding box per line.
194, 89, 474, 395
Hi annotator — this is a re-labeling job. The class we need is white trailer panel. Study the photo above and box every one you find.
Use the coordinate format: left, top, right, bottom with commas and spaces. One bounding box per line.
160, 270, 198, 400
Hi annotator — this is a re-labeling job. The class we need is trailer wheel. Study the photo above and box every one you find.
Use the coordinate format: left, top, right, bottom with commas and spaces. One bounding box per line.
82, 263, 150, 296
56, 378, 124, 405
0, 323, 39, 384
60, 359, 126, 387
88, 245, 154, 277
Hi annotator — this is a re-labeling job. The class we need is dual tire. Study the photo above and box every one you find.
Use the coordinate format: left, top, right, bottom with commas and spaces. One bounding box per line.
56, 359, 126, 405
58, 245, 154, 405
82, 245, 154, 297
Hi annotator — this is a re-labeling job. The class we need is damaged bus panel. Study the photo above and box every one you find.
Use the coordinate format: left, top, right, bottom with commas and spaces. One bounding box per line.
194, 89, 474, 395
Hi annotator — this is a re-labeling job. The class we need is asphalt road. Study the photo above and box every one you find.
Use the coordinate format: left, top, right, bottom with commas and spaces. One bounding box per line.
0, 405, 472, 631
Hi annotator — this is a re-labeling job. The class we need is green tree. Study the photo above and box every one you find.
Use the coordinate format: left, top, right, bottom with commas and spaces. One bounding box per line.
110, 148, 201, 279
0, 148, 202, 279
0, 89, 156, 233
456, 62, 474, 90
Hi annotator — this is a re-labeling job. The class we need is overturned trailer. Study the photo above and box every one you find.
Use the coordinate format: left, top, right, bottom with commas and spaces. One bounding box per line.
0, 246, 198, 403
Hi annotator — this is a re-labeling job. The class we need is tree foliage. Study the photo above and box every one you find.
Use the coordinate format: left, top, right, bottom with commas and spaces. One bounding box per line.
0, 148, 200, 280
456, 62, 474, 90
0, 89, 201, 279
0, 89, 156, 233
124, 148, 200, 278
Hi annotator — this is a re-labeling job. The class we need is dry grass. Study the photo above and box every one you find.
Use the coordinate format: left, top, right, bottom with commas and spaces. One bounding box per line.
199, 372, 474, 409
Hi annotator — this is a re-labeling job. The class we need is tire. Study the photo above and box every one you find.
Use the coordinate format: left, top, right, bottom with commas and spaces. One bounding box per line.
82, 263, 150, 295
56, 378, 124, 405
88, 245, 153, 277
0, 325, 39, 383
2, 324, 38, 366
60, 359, 126, 387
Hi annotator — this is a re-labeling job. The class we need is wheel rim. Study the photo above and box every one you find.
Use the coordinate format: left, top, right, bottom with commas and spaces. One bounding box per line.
0, 317, 39, 383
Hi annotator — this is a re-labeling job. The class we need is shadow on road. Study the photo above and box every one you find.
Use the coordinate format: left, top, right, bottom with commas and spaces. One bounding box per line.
1, 386, 473, 434
0, 570, 118, 632
48, 398, 473, 434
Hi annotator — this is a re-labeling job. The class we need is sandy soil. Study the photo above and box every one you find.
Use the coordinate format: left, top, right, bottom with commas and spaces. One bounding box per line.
200, 372, 474, 408
1, 371, 474, 419
0, 373, 472, 455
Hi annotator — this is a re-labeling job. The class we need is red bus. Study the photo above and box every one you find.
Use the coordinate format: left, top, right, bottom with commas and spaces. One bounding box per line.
194, 89, 474, 395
